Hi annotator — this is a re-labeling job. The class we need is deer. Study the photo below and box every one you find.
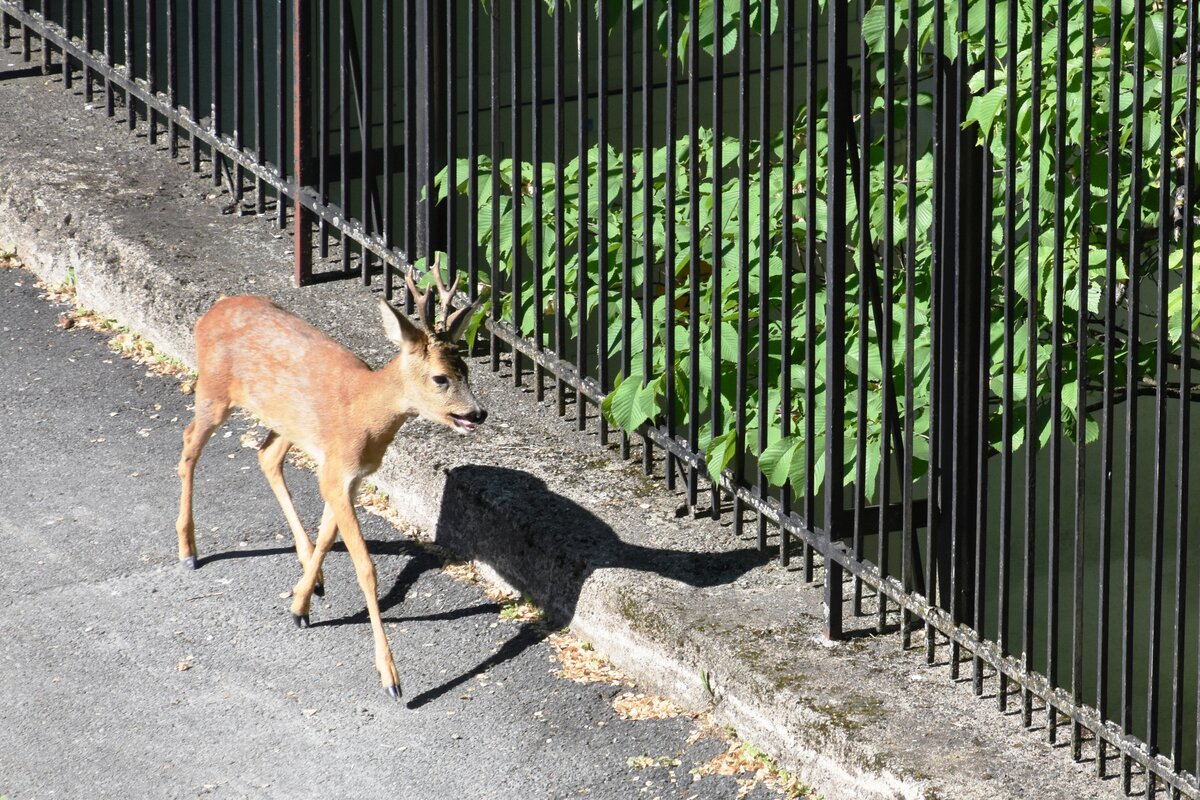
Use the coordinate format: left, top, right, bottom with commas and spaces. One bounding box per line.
174, 261, 486, 700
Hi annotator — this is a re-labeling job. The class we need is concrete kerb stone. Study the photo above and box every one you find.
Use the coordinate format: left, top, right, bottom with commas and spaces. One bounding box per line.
0, 58, 1128, 800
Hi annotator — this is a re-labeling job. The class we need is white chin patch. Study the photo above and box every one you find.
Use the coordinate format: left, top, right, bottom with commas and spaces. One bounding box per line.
450, 416, 477, 434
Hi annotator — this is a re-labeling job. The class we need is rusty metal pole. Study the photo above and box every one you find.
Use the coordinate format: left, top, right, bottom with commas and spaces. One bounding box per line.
292, 0, 313, 286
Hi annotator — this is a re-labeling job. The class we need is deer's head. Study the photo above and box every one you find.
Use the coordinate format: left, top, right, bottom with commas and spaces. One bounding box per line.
378, 260, 487, 434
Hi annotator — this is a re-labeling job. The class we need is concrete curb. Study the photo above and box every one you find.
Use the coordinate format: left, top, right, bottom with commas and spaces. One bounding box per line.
0, 56, 1125, 800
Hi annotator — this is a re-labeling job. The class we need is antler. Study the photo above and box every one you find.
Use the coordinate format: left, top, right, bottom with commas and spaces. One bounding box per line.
429, 254, 461, 328
403, 254, 464, 334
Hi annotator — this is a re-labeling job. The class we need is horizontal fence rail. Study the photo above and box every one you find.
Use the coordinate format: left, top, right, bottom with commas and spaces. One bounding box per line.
2, 0, 1198, 795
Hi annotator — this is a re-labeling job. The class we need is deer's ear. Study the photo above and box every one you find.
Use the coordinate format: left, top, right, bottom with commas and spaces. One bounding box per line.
378, 299, 425, 350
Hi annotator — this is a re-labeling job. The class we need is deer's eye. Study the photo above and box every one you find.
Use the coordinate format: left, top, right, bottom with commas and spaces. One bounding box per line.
432, 374, 450, 388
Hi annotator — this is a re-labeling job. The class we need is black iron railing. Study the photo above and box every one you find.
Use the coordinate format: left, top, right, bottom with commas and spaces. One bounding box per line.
2, 1, 1199, 796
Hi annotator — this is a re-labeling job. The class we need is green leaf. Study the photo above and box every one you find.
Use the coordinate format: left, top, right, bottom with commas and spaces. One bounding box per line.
963, 84, 1007, 141
705, 429, 738, 482
760, 434, 801, 486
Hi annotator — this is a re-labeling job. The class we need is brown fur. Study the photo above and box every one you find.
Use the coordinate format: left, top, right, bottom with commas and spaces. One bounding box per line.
174, 292, 484, 697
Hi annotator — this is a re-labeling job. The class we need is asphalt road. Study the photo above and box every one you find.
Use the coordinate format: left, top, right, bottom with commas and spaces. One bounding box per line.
0, 266, 784, 800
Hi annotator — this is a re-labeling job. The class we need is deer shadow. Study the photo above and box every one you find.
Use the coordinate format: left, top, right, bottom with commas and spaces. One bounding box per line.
404, 464, 769, 709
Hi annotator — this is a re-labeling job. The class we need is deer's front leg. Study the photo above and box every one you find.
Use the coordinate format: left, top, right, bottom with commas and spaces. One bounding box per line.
322, 479, 401, 699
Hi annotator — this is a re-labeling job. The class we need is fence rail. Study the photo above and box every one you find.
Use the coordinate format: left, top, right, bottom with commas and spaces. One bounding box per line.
2, 1, 1198, 796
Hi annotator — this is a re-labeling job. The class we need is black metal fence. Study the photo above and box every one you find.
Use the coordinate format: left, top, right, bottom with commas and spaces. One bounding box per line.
2, 0, 1199, 795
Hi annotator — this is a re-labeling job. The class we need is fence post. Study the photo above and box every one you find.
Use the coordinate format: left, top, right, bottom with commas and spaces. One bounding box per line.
291, 0, 312, 286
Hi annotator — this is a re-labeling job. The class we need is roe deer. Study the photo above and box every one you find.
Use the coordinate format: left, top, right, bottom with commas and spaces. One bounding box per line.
174, 264, 485, 699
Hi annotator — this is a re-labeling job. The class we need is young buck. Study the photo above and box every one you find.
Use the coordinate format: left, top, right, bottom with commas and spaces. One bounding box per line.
174, 264, 485, 699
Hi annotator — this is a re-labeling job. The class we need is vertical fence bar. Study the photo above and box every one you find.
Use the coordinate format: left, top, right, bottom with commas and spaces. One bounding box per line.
877, 0, 894, 631
803, 0, 817, 584
554, 0, 567, 416
1046, 0, 1069, 743
1071, 0, 1094, 760
186, 0, 197, 167
274, 0, 285, 230
639, 0, 653, 474
901, 0, 917, 648
124, 0, 134, 129
999, 0, 1018, 714
595, 0, 608, 441
85, 0, 95, 106
824, 0, 847, 640
253, 0, 265, 213
576, 0, 590, 428
755, 0, 771, 552
209, 0, 219, 183
663, 1, 676, 479
381, 0, 392, 295
291, 0, 310, 286
104, 0, 114, 116
971, 0, 996, 696
420, 0, 433, 265
511, 0, 523, 385
687, 0, 700, 511
230, 0, 241, 199
948, 0, 968, 680
710, 0, 725, 521
1180, 0, 1198, 785
1022, 0, 1044, 731
1147, 0, 1175, 786
852, 0, 870, 615
359, 0, 371, 282
780, 0, 793, 563
927, 0, 944, 668
531, 1, 545, 402
40, 0, 50, 74
166, 0, 176, 154
1121, 0, 1146, 789
211, 0, 223, 183
733, 0, 749, 527
64, 0, 74, 90
338, 0, 349, 271
1096, 0, 1121, 773
443, 5, 455, 279
403, 0, 416, 302
317, 0, 327, 258
488, 0, 499, 368
143, 0, 153, 143
19, 0, 29, 61
618, 0, 630, 450
467, 0, 478, 303
19, 0, 29, 62
420, 0, 434, 264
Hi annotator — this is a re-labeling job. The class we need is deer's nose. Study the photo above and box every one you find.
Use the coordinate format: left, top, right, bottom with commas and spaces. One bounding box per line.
466, 409, 488, 425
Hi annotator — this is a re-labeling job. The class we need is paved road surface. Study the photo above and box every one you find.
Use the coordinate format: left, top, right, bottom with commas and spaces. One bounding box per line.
0, 266, 785, 800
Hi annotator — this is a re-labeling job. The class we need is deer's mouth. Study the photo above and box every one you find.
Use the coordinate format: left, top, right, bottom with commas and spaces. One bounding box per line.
449, 413, 479, 433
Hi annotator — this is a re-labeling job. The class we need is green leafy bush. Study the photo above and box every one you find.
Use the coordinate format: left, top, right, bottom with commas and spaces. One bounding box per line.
436, 0, 1199, 500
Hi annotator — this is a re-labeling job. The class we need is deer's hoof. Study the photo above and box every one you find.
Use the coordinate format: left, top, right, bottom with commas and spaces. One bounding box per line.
385, 683, 402, 701
180, 556, 198, 571
292, 613, 310, 629
313, 582, 325, 598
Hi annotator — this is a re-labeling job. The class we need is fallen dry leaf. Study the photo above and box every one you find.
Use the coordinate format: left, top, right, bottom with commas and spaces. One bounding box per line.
612, 691, 682, 721
547, 631, 629, 686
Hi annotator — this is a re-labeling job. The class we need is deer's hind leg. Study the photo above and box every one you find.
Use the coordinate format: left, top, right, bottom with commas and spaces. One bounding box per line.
257, 430, 326, 596
175, 388, 231, 569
